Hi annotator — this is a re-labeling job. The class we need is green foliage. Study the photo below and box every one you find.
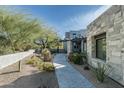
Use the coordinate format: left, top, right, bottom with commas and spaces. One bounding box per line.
42, 48, 50, 55
23, 44, 32, 51
68, 52, 88, 65
0, 7, 59, 55
37, 62, 55, 72
34, 34, 61, 51
94, 63, 111, 83
26, 56, 41, 65
72, 53, 82, 64
26, 56, 54, 72
42, 62, 55, 72
37, 63, 44, 71
42, 48, 52, 62
69, 53, 82, 65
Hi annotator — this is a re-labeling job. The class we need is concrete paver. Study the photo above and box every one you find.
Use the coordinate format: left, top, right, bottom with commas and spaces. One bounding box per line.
53, 53, 95, 88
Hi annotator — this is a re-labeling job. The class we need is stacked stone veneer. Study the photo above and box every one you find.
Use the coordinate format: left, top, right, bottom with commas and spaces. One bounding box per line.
87, 5, 124, 85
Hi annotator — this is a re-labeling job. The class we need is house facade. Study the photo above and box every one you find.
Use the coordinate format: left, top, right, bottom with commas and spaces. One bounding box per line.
64, 30, 86, 54
87, 5, 124, 85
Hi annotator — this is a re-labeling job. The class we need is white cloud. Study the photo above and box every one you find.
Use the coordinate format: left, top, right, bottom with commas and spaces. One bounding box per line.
62, 5, 112, 32
43, 5, 112, 39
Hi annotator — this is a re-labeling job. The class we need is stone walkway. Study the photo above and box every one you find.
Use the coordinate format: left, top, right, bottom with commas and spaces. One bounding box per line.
53, 53, 95, 88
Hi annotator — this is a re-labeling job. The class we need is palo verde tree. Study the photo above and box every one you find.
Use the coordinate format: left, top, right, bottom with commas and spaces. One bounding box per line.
0, 7, 59, 55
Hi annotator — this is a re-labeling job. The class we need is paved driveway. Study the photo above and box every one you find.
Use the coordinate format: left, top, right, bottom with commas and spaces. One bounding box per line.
53, 53, 94, 88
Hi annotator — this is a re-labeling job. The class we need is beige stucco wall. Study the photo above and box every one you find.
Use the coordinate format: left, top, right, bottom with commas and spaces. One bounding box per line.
87, 5, 124, 85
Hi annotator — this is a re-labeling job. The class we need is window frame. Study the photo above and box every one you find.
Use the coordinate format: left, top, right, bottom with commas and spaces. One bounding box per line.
95, 33, 106, 61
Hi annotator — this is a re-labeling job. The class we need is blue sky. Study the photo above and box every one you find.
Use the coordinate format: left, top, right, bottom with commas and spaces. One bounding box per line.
14, 5, 111, 38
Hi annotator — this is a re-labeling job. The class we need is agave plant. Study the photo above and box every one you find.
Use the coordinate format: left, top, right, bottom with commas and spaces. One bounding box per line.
94, 63, 112, 83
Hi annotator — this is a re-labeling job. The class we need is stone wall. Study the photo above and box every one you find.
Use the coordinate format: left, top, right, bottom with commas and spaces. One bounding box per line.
87, 5, 124, 85
67, 41, 72, 55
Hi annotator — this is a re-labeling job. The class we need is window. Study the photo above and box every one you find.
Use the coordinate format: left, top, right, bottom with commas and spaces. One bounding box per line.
73, 33, 76, 38
95, 33, 106, 60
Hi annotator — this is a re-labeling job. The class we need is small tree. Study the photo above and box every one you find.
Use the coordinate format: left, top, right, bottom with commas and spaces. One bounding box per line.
0, 7, 59, 55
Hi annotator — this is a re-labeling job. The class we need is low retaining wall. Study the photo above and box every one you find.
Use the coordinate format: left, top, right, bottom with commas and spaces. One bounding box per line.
0, 50, 34, 72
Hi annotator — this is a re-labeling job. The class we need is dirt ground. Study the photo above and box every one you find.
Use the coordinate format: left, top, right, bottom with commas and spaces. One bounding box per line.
70, 62, 123, 88
0, 58, 59, 88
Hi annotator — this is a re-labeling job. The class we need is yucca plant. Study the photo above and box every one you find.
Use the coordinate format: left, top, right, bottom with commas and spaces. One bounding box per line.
94, 63, 111, 83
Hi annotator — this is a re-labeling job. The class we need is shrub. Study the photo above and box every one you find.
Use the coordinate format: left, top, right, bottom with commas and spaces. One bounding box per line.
24, 44, 32, 51
94, 63, 111, 83
0, 49, 4, 55
68, 52, 87, 65
42, 48, 52, 62
37, 63, 44, 70
26, 56, 41, 65
26, 55, 55, 72
37, 62, 55, 72
43, 62, 55, 72
71, 53, 82, 65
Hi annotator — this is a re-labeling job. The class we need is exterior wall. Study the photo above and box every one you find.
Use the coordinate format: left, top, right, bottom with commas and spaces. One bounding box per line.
63, 42, 67, 52
81, 40, 87, 52
67, 40, 72, 55
87, 5, 124, 85
69, 31, 82, 39
81, 40, 84, 52
65, 30, 86, 54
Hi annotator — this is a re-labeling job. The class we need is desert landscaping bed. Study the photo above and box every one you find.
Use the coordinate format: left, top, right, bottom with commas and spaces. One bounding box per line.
0, 55, 59, 88
70, 62, 123, 88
